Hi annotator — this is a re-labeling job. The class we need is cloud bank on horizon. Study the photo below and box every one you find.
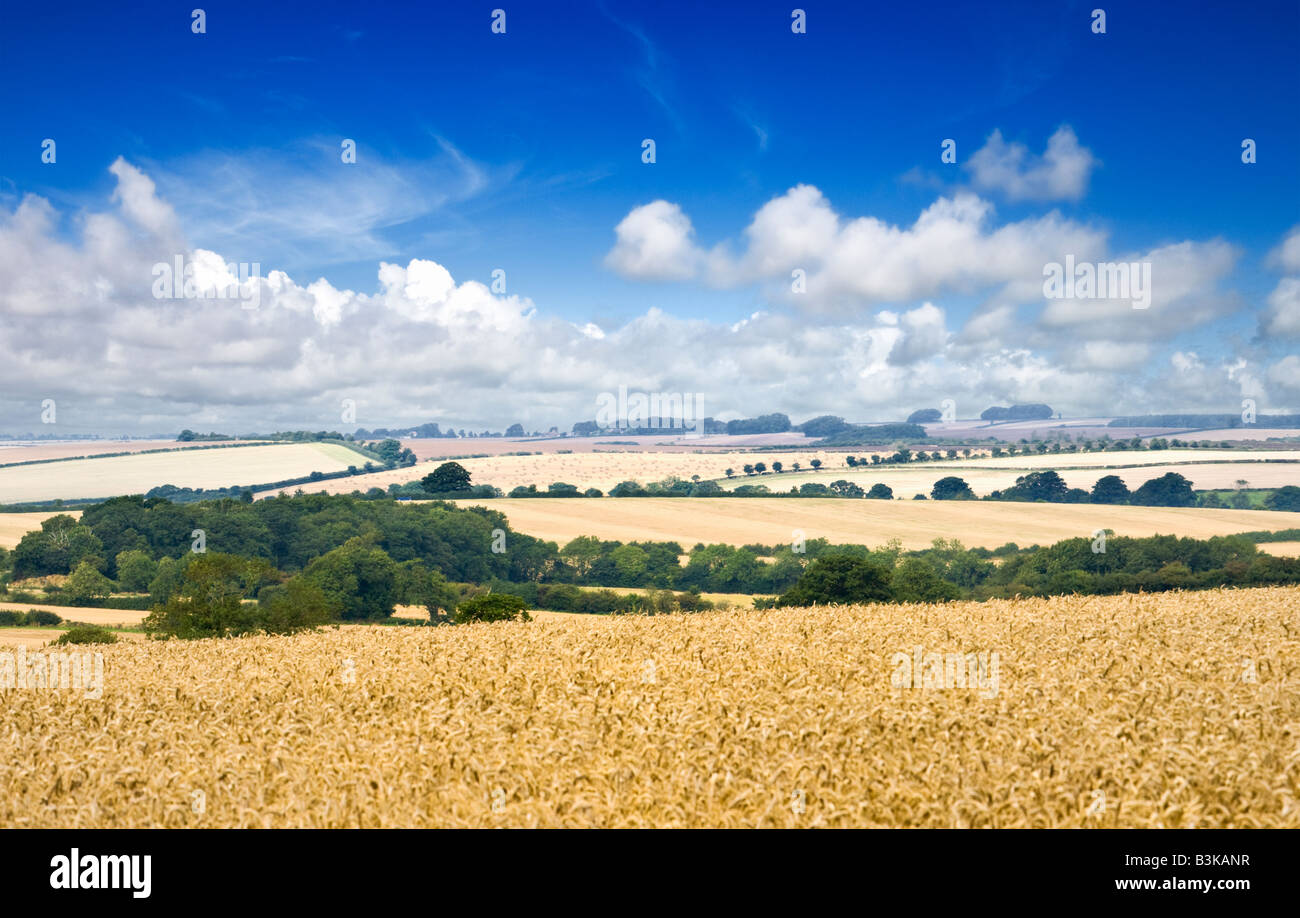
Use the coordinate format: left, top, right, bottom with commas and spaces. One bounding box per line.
0, 146, 1296, 436
1, 1, 1296, 435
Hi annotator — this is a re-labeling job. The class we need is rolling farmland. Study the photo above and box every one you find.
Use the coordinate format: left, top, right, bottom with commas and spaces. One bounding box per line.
5, 585, 1295, 828
718, 460, 1300, 497
259, 447, 857, 498
260, 445, 1299, 501
0, 442, 362, 504
454, 497, 1300, 550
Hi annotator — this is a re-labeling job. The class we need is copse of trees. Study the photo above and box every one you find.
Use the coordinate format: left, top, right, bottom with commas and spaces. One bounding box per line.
143, 552, 318, 639
813, 423, 929, 446
355, 422, 457, 439
980, 404, 1054, 421
725, 413, 792, 435
11, 514, 104, 580
794, 415, 853, 438
768, 532, 1300, 608
1265, 486, 1300, 511
67, 492, 558, 585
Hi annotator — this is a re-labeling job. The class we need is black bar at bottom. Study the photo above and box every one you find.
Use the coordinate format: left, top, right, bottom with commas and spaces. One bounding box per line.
1, 828, 1287, 905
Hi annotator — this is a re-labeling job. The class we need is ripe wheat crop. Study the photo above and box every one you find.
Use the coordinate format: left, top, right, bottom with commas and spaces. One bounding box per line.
3, 586, 1296, 827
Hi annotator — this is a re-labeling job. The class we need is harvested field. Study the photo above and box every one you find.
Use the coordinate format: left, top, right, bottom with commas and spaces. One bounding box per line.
0, 603, 148, 628
260, 448, 858, 498
0, 627, 144, 649
455, 498, 1300, 550
3, 585, 1295, 827
0, 442, 361, 504
719, 460, 1300, 497
0, 511, 81, 548
260, 446, 1298, 502
1258, 542, 1300, 557
0, 439, 182, 465
961, 449, 1299, 468
1177, 429, 1300, 442
403, 432, 814, 460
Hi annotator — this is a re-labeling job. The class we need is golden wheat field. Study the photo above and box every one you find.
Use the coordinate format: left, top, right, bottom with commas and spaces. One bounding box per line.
453, 497, 1300, 550
3, 585, 1297, 828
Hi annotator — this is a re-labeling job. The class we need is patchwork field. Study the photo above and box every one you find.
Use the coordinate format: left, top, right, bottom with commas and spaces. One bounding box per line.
0, 442, 361, 504
404, 432, 814, 460
455, 497, 1300, 550
260, 447, 856, 498
260, 445, 1299, 502
4, 585, 1294, 827
0, 439, 182, 465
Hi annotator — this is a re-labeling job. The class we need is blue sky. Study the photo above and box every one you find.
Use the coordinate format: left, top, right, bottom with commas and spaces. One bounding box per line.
0, 0, 1297, 432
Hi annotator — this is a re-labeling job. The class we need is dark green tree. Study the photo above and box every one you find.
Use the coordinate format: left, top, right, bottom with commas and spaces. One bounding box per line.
1090, 474, 1131, 504
455, 593, 531, 623
777, 554, 893, 606
1264, 486, 1300, 512
301, 537, 399, 619
1130, 472, 1196, 507
421, 461, 473, 494
930, 476, 975, 500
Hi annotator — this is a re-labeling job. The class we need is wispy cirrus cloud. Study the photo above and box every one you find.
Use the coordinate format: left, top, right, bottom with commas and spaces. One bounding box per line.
147, 137, 498, 274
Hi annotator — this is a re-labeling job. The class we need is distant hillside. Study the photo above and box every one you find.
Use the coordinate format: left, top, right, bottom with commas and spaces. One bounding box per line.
1109, 414, 1300, 429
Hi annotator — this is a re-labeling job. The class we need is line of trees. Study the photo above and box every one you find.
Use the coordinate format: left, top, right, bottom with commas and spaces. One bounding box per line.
6, 490, 1299, 640
771, 532, 1300, 606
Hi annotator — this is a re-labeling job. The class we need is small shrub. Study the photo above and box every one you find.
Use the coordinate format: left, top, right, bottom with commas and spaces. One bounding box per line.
454, 593, 531, 624
53, 625, 119, 645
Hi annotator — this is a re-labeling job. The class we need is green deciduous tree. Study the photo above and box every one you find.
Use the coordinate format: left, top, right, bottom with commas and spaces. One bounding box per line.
1090, 475, 1131, 504
301, 537, 399, 620
65, 560, 115, 605
454, 593, 531, 623
930, 476, 974, 500
421, 461, 473, 494
778, 554, 893, 606
114, 549, 158, 592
